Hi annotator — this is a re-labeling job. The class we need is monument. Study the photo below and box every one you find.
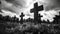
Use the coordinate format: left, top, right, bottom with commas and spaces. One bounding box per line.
20, 12, 25, 24
30, 2, 44, 23
38, 14, 42, 23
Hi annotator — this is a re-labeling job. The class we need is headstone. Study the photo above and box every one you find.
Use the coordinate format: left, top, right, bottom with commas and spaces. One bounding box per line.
38, 14, 42, 23
30, 2, 44, 23
20, 12, 25, 23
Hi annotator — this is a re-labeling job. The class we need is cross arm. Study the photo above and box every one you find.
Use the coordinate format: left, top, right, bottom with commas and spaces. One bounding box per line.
20, 13, 25, 17
37, 5, 44, 11
20, 15, 25, 17
30, 8, 35, 13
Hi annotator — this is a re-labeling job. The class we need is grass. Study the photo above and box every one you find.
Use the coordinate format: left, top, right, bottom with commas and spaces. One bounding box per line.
0, 21, 60, 34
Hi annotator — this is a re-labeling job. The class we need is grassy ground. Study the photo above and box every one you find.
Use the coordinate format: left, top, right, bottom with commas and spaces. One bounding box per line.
0, 21, 60, 34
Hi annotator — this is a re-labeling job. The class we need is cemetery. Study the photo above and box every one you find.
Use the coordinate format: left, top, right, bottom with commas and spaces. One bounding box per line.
0, 2, 60, 34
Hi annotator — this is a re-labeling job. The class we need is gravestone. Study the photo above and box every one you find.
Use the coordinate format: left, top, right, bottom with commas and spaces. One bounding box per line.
38, 14, 42, 23
20, 12, 25, 23
30, 2, 44, 23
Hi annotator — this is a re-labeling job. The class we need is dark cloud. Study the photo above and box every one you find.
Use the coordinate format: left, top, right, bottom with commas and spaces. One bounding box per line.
5, 0, 26, 7
42, 0, 60, 11
0, 0, 26, 14
5, 0, 14, 2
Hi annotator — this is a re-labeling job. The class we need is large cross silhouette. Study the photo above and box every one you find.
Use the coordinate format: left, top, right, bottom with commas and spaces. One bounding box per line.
20, 12, 25, 23
30, 2, 44, 22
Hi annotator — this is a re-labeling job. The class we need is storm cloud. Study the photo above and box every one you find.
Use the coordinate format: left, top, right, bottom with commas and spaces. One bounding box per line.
0, 0, 36, 19
40, 0, 60, 11
0, 0, 36, 14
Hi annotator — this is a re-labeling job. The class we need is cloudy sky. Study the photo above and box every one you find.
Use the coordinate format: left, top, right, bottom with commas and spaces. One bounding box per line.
41, 0, 60, 11
0, 0, 60, 22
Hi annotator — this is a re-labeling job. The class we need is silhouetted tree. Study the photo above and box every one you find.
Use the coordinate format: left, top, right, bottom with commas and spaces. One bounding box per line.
53, 15, 60, 24
5, 16, 9, 21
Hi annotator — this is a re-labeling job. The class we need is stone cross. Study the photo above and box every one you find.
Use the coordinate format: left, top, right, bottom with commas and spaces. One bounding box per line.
20, 12, 25, 23
38, 14, 42, 23
30, 2, 44, 22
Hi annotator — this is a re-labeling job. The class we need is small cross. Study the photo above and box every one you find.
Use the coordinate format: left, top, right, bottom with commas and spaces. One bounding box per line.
38, 14, 42, 23
20, 12, 25, 23
30, 2, 44, 22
